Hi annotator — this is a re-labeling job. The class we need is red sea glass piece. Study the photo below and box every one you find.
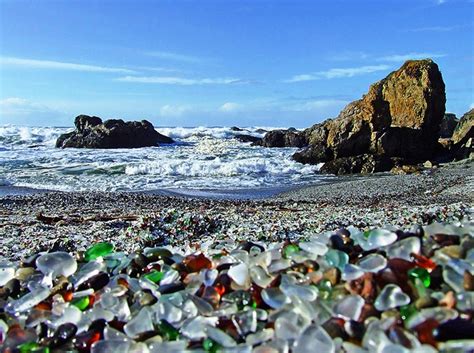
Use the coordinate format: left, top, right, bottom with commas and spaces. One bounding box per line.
411, 253, 436, 271
63, 291, 73, 302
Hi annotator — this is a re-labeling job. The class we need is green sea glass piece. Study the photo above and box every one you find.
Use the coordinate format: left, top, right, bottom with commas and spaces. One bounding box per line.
408, 267, 431, 287
400, 304, 417, 322
283, 244, 299, 259
143, 270, 164, 283
71, 296, 90, 311
203, 338, 221, 353
84, 242, 114, 261
159, 320, 179, 340
18, 342, 49, 353
317, 279, 332, 300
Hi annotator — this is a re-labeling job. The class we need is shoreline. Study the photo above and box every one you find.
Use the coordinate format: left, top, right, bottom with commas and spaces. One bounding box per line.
1, 160, 472, 261
1, 162, 473, 352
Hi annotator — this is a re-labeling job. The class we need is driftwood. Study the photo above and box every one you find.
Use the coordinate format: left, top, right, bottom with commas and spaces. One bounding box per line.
36, 212, 139, 225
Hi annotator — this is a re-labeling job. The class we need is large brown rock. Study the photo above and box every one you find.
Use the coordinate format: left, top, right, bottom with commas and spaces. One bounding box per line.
291, 59, 446, 173
56, 115, 173, 148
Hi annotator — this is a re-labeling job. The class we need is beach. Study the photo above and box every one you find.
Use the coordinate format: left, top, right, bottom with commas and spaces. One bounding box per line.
1, 160, 472, 261
1, 160, 473, 352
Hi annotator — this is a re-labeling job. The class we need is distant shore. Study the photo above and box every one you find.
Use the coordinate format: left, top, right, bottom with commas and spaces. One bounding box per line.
1, 160, 472, 261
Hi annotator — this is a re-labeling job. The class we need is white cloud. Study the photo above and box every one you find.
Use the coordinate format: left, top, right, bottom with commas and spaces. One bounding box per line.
285, 65, 390, 82
0, 97, 67, 125
117, 76, 244, 85
1, 97, 50, 114
0, 56, 136, 73
145, 51, 206, 63
159, 104, 190, 117
219, 102, 240, 112
378, 53, 446, 62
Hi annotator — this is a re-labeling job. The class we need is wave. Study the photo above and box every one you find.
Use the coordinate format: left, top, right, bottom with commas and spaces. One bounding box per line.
0, 125, 326, 192
155, 126, 278, 140
0, 125, 70, 148
0, 125, 279, 148
125, 156, 317, 178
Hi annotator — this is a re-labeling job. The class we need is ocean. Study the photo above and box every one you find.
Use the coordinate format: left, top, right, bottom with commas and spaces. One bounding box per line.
0, 125, 330, 197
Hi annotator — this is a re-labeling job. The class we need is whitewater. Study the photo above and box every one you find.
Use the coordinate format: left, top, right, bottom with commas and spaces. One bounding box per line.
0, 125, 330, 195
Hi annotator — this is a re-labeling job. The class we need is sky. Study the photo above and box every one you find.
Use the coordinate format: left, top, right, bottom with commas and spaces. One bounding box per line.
0, 0, 472, 127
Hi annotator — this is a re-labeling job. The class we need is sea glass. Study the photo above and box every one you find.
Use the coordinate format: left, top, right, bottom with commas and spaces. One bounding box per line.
84, 242, 114, 262
374, 284, 410, 311
36, 252, 77, 279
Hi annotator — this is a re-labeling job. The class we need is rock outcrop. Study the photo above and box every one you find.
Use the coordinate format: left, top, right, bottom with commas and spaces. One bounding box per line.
257, 129, 307, 148
439, 113, 459, 138
452, 109, 473, 145
450, 109, 474, 160
56, 115, 173, 149
234, 134, 263, 144
290, 59, 447, 174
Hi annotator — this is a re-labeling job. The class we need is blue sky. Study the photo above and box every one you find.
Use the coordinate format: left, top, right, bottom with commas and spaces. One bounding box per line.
0, 0, 472, 127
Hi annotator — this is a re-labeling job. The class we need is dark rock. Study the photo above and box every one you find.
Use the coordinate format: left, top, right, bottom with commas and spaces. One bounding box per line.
56, 115, 174, 148
373, 127, 438, 160
258, 129, 307, 148
74, 115, 102, 131
292, 144, 333, 164
234, 134, 262, 144
451, 109, 473, 160
320, 154, 394, 175
230, 126, 244, 131
452, 109, 473, 145
439, 113, 459, 138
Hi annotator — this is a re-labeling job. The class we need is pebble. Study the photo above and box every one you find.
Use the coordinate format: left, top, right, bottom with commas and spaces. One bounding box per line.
0, 219, 472, 352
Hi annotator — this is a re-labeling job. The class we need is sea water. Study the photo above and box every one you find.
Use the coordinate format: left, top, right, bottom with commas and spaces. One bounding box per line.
0, 125, 329, 195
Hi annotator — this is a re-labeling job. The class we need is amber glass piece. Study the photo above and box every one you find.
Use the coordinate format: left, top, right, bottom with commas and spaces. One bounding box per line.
414, 318, 439, 347
183, 253, 212, 272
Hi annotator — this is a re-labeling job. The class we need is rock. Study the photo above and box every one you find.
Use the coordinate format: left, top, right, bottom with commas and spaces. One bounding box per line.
320, 154, 394, 175
290, 59, 446, 173
304, 121, 331, 146
257, 129, 307, 148
75, 115, 102, 131
56, 115, 174, 148
439, 113, 459, 138
292, 144, 333, 164
230, 126, 244, 131
390, 164, 422, 175
452, 109, 473, 145
234, 134, 262, 144
451, 109, 474, 160
373, 127, 438, 160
